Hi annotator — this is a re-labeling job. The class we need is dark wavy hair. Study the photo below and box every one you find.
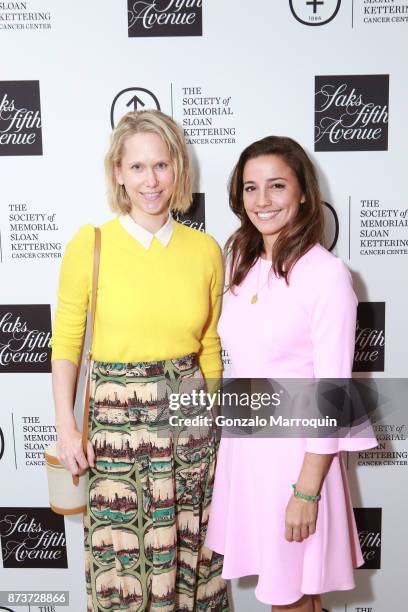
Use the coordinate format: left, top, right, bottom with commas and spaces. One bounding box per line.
225, 136, 324, 288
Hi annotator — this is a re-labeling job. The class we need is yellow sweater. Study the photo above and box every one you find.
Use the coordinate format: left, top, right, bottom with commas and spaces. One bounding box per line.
51, 219, 223, 379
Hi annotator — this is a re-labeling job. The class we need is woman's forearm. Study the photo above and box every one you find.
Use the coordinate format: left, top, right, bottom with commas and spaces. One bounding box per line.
296, 451, 335, 495
52, 358, 94, 473
52, 359, 78, 431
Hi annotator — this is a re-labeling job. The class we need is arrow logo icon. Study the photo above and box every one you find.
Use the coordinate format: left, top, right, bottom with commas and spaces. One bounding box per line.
110, 87, 161, 128
127, 95, 146, 111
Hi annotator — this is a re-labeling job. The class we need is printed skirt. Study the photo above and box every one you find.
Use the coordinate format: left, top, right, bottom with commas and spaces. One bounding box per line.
84, 353, 229, 612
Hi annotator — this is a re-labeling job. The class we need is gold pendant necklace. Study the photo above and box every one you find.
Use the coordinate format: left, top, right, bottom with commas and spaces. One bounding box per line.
251, 258, 271, 304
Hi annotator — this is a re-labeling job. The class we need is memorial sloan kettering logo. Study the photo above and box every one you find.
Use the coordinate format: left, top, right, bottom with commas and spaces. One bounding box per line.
315, 75, 389, 152
0, 427, 4, 462
0, 508, 67, 569
0, 80, 42, 156
111, 87, 160, 129
128, 0, 202, 37
0, 305, 52, 373
322, 202, 339, 251
289, 0, 341, 26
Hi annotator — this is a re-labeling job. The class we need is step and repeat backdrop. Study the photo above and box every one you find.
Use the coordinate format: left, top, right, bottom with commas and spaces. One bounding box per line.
0, 1, 407, 611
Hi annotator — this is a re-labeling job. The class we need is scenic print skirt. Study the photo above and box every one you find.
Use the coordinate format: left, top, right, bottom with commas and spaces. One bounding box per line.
84, 353, 229, 612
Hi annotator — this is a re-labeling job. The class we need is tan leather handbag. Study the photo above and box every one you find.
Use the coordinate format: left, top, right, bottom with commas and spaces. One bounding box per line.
45, 227, 101, 515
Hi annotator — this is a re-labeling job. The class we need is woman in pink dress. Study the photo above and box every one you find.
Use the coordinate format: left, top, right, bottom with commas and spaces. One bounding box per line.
205, 136, 377, 611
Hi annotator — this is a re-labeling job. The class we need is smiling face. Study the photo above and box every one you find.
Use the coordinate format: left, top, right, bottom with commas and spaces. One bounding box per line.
243, 154, 305, 256
115, 131, 175, 231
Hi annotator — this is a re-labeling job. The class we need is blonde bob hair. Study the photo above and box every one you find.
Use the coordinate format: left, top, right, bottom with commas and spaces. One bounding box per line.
105, 109, 192, 214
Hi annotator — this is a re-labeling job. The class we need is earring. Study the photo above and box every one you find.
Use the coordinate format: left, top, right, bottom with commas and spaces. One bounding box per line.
120, 184, 129, 201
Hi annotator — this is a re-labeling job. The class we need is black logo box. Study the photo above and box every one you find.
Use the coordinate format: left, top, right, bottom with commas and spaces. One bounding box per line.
315, 74, 389, 152
353, 302, 385, 373
0, 508, 67, 569
354, 507, 382, 570
172, 193, 205, 231
0, 80, 42, 156
0, 304, 52, 373
128, 0, 202, 37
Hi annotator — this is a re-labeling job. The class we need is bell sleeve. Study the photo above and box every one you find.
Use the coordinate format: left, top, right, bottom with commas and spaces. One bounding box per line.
304, 257, 377, 454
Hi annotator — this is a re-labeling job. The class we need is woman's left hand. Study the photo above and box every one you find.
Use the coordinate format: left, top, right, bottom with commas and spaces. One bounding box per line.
284, 495, 318, 543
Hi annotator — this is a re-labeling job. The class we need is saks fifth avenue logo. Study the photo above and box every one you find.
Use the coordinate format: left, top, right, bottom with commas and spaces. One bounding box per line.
172, 192, 205, 232
353, 302, 385, 373
289, 0, 341, 26
0, 305, 51, 373
315, 75, 389, 152
354, 507, 382, 569
128, 0, 202, 37
0, 508, 67, 568
0, 81, 42, 156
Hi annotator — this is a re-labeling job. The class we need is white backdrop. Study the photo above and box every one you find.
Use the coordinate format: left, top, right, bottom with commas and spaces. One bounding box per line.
1, 1, 407, 611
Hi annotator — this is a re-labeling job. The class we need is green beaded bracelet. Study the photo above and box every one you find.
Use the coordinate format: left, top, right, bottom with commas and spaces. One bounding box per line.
292, 484, 321, 502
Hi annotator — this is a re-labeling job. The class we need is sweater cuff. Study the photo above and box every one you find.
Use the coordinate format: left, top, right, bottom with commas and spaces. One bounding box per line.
201, 370, 222, 394
201, 369, 221, 381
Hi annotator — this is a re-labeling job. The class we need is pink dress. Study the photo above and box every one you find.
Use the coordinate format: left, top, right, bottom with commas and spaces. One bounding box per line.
205, 244, 378, 606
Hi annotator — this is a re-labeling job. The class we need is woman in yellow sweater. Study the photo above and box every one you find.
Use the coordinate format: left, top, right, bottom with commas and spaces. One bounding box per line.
51, 110, 228, 611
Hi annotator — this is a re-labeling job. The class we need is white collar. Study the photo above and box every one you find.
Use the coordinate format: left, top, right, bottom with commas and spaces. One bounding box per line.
119, 214, 174, 249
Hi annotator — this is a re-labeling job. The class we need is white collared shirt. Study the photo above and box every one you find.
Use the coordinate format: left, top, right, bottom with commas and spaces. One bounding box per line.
119, 213, 174, 249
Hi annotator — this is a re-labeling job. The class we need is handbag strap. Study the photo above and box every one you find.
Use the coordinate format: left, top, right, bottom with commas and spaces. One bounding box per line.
72, 227, 101, 486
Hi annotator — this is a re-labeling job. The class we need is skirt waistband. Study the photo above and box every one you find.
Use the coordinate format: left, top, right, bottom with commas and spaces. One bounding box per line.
92, 352, 198, 377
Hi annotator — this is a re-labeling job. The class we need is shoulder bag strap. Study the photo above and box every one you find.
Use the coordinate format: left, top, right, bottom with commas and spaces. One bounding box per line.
72, 227, 101, 486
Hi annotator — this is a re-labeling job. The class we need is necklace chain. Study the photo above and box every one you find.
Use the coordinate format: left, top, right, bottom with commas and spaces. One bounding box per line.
251, 258, 271, 304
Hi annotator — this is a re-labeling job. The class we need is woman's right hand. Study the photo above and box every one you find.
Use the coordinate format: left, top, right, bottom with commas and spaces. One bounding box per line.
56, 427, 95, 475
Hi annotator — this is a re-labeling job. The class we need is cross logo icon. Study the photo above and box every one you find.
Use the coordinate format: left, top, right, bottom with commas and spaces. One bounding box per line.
306, 0, 324, 13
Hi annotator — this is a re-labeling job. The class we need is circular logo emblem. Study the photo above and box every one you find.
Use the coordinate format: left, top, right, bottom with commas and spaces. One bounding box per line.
289, 0, 341, 26
323, 201, 339, 251
0, 427, 4, 462
110, 88, 160, 128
